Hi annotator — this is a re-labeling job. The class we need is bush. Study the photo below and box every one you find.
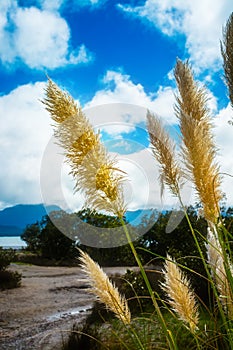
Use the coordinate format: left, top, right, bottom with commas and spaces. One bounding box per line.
0, 270, 21, 290
115, 267, 163, 313
0, 247, 22, 290
0, 248, 16, 271
62, 322, 101, 350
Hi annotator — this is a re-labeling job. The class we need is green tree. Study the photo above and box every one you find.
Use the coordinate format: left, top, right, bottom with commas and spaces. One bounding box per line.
39, 215, 77, 260
76, 209, 136, 266
21, 222, 41, 252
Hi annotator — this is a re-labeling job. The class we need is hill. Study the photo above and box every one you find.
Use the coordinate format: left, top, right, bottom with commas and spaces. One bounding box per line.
0, 204, 60, 236
0, 204, 157, 237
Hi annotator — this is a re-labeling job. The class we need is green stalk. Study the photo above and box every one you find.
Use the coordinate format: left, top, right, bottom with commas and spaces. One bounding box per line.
119, 216, 178, 350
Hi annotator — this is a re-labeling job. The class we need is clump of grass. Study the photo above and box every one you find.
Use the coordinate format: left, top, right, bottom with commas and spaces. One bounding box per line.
44, 12, 233, 349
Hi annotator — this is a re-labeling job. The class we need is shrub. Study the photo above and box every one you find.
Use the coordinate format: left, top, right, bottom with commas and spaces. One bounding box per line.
0, 248, 16, 271
0, 270, 21, 290
62, 322, 101, 350
0, 247, 22, 290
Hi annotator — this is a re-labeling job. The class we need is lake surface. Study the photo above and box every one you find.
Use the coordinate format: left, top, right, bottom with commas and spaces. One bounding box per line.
0, 236, 27, 249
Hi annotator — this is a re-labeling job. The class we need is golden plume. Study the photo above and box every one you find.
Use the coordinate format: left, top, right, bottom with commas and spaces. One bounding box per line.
174, 59, 222, 223
161, 254, 199, 333
79, 249, 131, 325
42, 79, 126, 217
146, 111, 183, 196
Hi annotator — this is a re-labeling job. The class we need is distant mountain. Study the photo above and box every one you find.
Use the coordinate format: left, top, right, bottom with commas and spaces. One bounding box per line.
0, 204, 61, 236
0, 204, 158, 237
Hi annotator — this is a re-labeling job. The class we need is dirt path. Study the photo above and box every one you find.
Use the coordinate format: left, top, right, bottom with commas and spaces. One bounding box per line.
0, 264, 134, 350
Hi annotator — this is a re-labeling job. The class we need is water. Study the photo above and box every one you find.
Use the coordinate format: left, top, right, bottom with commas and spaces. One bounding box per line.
0, 236, 27, 249
47, 304, 93, 322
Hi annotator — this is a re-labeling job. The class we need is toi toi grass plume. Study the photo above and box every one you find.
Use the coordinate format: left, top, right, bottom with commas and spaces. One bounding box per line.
161, 254, 199, 333
79, 249, 131, 325
146, 111, 183, 197
174, 59, 222, 224
42, 79, 126, 217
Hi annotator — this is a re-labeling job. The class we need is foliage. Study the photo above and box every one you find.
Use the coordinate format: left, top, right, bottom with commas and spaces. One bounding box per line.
21, 209, 137, 265
21, 212, 77, 261
0, 270, 21, 290
0, 247, 16, 271
0, 247, 22, 290
75, 209, 137, 266
139, 206, 209, 301
39, 215, 77, 260
62, 310, 232, 350
62, 323, 101, 350
21, 222, 41, 252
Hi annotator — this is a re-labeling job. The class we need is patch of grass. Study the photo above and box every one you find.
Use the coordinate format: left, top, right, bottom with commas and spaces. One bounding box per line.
62, 308, 231, 350
62, 322, 102, 350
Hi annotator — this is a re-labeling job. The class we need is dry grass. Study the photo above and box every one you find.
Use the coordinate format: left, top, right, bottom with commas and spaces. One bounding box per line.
79, 249, 131, 325
42, 79, 126, 217
146, 111, 183, 197
174, 59, 222, 224
160, 254, 199, 333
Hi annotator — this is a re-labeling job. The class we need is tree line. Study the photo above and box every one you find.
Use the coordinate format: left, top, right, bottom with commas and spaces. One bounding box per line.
21, 206, 233, 266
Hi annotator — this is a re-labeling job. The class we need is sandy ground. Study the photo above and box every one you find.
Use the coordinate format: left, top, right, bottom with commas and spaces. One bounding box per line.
0, 263, 134, 350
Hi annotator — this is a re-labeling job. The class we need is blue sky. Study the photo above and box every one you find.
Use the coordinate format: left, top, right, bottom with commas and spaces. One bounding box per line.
1, 0, 233, 212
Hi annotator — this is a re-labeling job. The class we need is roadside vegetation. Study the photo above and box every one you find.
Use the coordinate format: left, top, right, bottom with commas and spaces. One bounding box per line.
0, 248, 21, 290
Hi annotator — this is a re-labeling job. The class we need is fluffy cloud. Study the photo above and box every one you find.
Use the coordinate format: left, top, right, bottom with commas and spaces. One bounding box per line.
71, 0, 107, 7
0, 82, 51, 208
85, 69, 217, 135
0, 1, 93, 69
214, 104, 233, 206
37, 0, 64, 11
0, 80, 84, 210
85, 70, 177, 129
118, 0, 233, 73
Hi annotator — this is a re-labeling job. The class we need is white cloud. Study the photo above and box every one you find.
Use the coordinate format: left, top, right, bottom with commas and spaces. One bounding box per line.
69, 44, 93, 65
0, 82, 51, 207
117, 148, 181, 210
71, 0, 107, 7
214, 104, 233, 206
0, 1, 93, 69
0, 79, 87, 211
38, 0, 65, 11
85, 70, 177, 132
118, 0, 233, 73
